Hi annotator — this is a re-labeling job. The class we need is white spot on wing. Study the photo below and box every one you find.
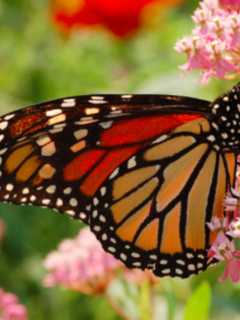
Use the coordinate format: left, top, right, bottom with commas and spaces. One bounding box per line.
88, 99, 106, 105
74, 129, 88, 140
69, 198, 78, 207
75, 117, 97, 125
56, 198, 63, 207
61, 99, 76, 108
100, 187, 106, 196
0, 148, 7, 155
41, 142, 56, 157
42, 199, 51, 205
207, 135, 215, 142
22, 188, 30, 194
109, 168, 119, 179
37, 136, 51, 146
100, 121, 113, 129
6, 184, 14, 191
64, 187, 72, 194
30, 195, 36, 202
66, 210, 75, 216
161, 268, 171, 274
4, 114, 15, 120
85, 107, 100, 115
152, 135, 168, 144
127, 157, 136, 169
79, 212, 87, 220
48, 114, 66, 125
0, 121, 8, 130
121, 95, 132, 99
120, 253, 127, 261
46, 185, 56, 194
46, 109, 62, 117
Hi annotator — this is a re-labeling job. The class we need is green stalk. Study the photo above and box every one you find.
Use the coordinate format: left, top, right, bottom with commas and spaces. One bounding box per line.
139, 281, 153, 320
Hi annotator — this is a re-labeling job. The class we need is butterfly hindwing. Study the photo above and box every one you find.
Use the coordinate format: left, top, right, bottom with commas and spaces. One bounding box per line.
89, 117, 236, 277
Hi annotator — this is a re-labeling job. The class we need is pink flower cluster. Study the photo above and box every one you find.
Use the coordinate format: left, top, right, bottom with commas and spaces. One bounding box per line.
207, 157, 240, 282
0, 289, 28, 320
43, 228, 122, 294
175, 0, 240, 83
43, 227, 159, 294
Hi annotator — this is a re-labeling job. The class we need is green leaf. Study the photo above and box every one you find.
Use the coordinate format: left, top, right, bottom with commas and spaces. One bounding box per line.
183, 282, 211, 320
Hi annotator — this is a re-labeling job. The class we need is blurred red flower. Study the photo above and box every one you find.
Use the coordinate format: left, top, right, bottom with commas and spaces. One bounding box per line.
51, 0, 183, 37
219, 0, 240, 9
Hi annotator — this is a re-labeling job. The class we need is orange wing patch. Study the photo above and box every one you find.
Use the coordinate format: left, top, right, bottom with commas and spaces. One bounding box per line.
116, 200, 152, 242
160, 204, 182, 254
135, 218, 159, 251
111, 177, 158, 223
155, 144, 208, 212
185, 151, 216, 250
112, 166, 159, 201
4, 141, 58, 185
16, 156, 42, 182
144, 135, 195, 161
224, 152, 236, 186
5, 144, 34, 174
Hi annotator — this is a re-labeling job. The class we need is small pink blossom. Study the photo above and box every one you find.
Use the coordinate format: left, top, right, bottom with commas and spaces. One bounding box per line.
207, 216, 228, 231
43, 227, 122, 294
224, 194, 238, 211
227, 218, 240, 237
207, 156, 240, 283
208, 229, 240, 282
175, 0, 240, 82
0, 288, 28, 320
208, 231, 235, 261
219, 257, 240, 282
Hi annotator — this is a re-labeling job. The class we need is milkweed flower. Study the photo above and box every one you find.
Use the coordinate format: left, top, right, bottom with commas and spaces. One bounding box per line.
207, 156, 240, 282
208, 230, 240, 282
175, 0, 240, 83
43, 227, 159, 295
51, 0, 183, 38
43, 227, 122, 294
0, 288, 28, 320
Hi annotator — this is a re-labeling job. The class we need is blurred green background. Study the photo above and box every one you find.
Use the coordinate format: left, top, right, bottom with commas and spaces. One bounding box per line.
0, 0, 240, 319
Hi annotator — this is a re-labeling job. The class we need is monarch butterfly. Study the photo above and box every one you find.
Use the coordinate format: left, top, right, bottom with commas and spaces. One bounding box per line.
0, 83, 239, 278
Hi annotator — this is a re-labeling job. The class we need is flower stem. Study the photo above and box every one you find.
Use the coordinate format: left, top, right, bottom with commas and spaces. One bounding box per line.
105, 293, 130, 320
139, 281, 153, 320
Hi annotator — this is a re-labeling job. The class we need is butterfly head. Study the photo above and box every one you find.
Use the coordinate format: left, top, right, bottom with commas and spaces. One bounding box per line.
210, 82, 240, 151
